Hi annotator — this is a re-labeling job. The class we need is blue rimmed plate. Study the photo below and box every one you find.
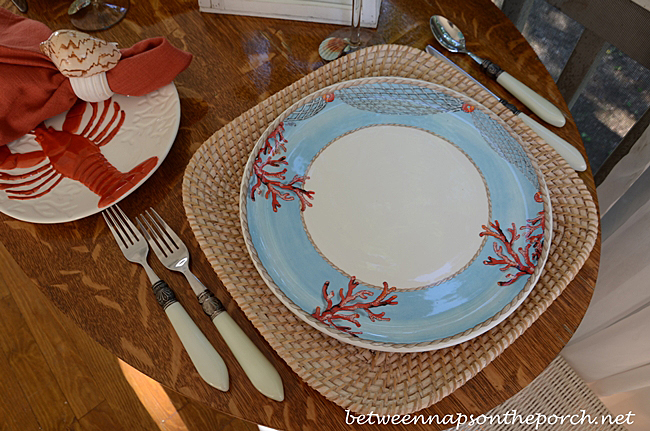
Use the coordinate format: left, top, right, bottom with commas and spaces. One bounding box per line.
240, 77, 552, 352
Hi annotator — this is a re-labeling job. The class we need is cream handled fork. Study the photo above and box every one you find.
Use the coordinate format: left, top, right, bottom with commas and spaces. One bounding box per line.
138, 208, 284, 402
102, 206, 229, 392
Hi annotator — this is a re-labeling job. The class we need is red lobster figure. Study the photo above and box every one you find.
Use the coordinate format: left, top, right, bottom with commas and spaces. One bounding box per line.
0, 99, 158, 208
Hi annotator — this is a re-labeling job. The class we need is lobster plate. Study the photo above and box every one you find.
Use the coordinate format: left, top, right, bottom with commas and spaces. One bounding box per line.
0, 83, 180, 223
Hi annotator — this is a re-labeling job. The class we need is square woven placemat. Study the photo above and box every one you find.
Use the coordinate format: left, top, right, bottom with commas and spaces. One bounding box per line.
182, 44, 598, 415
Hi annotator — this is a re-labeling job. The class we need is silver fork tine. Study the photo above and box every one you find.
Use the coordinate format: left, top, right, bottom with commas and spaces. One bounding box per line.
103, 209, 128, 251
113, 204, 142, 242
137, 217, 168, 258
150, 208, 183, 247
106, 206, 137, 246
140, 210, 180, 255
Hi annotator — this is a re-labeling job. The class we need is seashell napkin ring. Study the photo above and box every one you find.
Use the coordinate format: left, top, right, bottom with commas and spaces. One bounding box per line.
40, 29, 121, 103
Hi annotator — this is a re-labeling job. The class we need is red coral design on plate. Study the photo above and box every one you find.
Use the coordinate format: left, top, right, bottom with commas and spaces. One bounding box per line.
480, 191, 546, 286
311, 276, 398, 336
250, 122, 315, 212
522, 192, 545, 261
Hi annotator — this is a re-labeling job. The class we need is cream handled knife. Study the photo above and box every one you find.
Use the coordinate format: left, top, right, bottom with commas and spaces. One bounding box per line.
425, 45, 587, 172
430, 15, 566, 128
138, 209, 284, 402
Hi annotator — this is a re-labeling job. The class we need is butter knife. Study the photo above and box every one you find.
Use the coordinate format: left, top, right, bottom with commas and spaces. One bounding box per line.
12, 0, 28, 13
426, 45, 587, 172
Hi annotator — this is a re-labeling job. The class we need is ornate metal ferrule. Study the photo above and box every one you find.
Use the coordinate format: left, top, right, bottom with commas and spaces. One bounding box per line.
481, 59, 504, 80
152, 280, 177, 310
500, 99, 520, 115
198, 290, 226, 320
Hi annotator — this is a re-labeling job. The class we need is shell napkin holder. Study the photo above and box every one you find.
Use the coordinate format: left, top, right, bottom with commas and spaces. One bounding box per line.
40, 29, 120, 103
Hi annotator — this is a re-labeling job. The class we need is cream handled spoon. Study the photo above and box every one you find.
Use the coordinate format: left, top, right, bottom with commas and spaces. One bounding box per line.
430, 15, 566, 128
425, 45, 586, 171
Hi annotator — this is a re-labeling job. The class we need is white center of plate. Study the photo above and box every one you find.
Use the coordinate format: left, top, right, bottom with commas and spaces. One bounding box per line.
302, 125, 489, 290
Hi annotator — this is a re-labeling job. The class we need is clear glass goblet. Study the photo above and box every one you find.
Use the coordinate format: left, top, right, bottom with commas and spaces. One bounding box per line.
319, 0, 384, 61
68, 0, 129, 32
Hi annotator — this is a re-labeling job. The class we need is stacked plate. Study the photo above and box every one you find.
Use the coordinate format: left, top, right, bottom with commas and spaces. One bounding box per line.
239, 77, 551, 352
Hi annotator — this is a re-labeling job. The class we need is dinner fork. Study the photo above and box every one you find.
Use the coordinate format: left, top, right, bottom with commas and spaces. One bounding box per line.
138, 208, 284, 402
102, 205, 229, 392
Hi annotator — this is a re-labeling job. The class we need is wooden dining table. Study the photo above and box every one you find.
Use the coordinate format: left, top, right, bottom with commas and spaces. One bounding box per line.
0, 0, 600, 429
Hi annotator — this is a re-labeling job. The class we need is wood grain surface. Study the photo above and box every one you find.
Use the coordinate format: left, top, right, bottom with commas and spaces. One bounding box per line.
0, 242, 258, 431
0, 0, 600, 430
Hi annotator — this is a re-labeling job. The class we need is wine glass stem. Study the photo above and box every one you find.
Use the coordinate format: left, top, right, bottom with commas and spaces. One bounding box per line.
350, 0, 362, 48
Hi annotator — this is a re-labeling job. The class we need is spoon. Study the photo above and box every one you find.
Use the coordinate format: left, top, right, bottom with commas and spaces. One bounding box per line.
426, 45, 586, 171
430, 15, 566, 128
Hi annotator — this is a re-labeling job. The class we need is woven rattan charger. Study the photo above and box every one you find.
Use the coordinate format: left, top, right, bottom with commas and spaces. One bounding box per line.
182, 45, 598, 415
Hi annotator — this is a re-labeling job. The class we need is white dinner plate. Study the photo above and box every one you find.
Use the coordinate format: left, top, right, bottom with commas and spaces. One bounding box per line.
240, 77, 552, 352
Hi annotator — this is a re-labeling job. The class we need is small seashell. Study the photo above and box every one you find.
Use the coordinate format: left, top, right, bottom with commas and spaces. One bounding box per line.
40, 30, 121, 78
318, 37, 348, 62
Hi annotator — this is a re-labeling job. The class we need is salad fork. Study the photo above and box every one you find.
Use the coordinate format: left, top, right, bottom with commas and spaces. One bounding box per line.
138, 208, 284, 402
102, 205, 229, 392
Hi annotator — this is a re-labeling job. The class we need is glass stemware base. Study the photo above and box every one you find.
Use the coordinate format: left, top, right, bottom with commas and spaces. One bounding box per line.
69, 0, 129, 31
328, 27, 385, 52
319, 27, 384, 61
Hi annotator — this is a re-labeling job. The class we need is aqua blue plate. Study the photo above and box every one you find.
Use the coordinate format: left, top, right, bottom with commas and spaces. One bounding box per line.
240, 77, 552, 352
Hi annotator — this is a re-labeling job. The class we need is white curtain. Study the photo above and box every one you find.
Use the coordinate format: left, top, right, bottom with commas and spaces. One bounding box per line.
561, 125, 650, 430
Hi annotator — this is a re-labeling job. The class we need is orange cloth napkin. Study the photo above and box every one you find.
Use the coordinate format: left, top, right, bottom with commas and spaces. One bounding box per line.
0, 8, 192, 146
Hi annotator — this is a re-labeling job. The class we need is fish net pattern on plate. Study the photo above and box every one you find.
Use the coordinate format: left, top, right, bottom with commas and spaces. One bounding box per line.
338, 83, 463, 115
471, 109, 539, 187
182, 46, 598, 416
285, 97, 328, 122
333, 83, 539, 185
